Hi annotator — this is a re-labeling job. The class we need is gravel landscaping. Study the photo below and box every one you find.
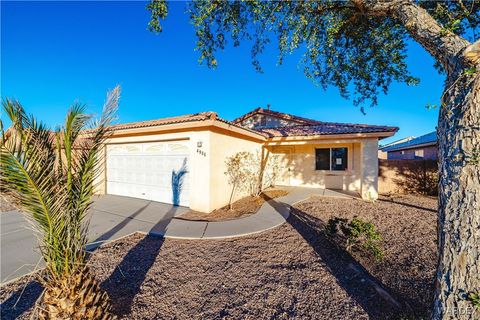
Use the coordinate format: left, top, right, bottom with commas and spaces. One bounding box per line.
1, 194, 437, 319
0, 193, 17, 212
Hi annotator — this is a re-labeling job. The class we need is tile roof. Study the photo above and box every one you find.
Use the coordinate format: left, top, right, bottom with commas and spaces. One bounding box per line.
106, 108, 397, 139
256, 122, 398, 137
232, 107, 321, 125
108, 112, 218, 131
382, 131, 437, 152
233, 107, 397, 137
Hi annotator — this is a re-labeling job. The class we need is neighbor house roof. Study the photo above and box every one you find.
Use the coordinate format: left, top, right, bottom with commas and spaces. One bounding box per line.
382, 131, 437, 152
232, 107, 321, 126
379, 136, 415, 151
256, 122, 398, 138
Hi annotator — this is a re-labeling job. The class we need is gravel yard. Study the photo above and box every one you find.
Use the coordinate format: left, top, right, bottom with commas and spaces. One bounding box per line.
0, 193, 17, 212
0, 194, 437, 319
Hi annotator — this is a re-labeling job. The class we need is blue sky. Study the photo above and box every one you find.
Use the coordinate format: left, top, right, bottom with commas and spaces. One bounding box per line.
2, 1, 443, 144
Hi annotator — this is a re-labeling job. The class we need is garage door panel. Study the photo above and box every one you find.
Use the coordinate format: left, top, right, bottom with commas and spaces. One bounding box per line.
106, 142, 190, 206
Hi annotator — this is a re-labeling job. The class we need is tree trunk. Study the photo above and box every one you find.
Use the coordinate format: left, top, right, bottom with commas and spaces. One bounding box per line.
38, 267, 116, 319
433, 69, 480, 319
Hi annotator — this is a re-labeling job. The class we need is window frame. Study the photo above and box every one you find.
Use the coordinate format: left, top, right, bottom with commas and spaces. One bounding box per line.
315, 147, 349, 172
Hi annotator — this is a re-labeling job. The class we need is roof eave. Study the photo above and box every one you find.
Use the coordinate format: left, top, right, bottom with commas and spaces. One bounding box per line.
107, 118, 266, 141
265, 131, 397, 143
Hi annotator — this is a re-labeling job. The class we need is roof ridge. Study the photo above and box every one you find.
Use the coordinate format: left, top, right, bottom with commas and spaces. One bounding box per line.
232, 107, 321, 125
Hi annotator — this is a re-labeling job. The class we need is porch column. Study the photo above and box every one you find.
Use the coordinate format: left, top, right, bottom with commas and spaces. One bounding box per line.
360, 139, 379, 200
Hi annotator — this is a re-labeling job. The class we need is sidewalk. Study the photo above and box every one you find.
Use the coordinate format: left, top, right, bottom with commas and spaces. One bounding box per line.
158, 187, 356, 239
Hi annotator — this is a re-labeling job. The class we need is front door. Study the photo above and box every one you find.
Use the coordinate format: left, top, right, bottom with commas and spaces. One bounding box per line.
274, 149, 292, 186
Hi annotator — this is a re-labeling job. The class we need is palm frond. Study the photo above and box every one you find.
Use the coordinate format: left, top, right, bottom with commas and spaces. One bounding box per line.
0, 86, 120, 277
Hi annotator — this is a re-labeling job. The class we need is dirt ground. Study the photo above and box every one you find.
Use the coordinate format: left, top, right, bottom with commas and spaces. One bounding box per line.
1, 194, 437, 320
178, 189, 289, 221
0, 193, 17, 212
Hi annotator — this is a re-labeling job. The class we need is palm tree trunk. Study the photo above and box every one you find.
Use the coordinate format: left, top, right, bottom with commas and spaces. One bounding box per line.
38, 267, 116, 320
433, 71, 480, 319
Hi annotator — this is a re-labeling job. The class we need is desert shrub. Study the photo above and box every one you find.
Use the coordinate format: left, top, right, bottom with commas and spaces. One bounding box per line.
467, 292, 480, 309
327, 216, 384, 262
224, 150, 280, 208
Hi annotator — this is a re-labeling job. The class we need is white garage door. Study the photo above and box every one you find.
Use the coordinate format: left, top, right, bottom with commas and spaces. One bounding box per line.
106, 141, 190, 206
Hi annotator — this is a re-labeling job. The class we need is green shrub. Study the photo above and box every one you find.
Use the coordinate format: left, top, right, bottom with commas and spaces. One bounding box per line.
467, 292, 480, 309
326, 216, 384, 262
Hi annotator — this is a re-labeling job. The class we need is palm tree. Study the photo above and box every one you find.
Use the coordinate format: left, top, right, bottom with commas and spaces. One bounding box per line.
0, 87, 120, 319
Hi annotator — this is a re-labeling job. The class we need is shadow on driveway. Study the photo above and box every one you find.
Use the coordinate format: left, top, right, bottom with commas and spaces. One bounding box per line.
89, 202, 152, 249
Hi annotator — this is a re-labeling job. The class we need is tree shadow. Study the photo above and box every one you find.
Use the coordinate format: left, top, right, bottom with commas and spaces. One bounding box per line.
379, 159, 438, 196
89, 202, 152, 249
0, 280, 43, 320
172, 158, 188, 206
376, 197, 437, 213
101, 206, 178, 317
263, 195, 414, 319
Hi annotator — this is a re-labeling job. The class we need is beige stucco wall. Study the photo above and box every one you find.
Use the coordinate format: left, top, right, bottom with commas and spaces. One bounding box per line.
267, 142, 362, 194
208, 129, 263, 211
360, 139, 379, 200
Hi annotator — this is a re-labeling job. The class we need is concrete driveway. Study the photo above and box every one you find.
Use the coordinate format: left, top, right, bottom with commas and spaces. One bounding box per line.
0, 195, 189, 284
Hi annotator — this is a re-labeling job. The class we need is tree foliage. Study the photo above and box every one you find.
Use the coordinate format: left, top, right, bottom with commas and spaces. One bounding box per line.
147, 0, 479, 113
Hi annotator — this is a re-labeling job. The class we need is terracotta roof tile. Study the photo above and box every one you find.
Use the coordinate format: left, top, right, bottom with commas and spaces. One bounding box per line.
108, 112, 216, 131
256, 122, 398, 137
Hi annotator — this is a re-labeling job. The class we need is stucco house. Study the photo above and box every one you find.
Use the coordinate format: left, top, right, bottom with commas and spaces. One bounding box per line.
95, 107, 397, 213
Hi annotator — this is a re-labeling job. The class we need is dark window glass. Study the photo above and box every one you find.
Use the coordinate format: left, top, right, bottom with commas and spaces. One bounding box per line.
260, 117, 267, 127
315, 148, 330, 170
331, 148, 348, 170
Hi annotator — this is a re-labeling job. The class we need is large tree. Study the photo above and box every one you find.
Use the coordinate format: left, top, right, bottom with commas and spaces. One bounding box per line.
148, 1, 479, 318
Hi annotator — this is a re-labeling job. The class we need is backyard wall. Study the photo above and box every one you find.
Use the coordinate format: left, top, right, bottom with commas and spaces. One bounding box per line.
378, 159, 438, 195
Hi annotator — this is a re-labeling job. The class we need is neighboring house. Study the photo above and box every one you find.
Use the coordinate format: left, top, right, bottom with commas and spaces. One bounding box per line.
95, 107, 397, 213
378, 136, 415, 159
381, 131, 437, 160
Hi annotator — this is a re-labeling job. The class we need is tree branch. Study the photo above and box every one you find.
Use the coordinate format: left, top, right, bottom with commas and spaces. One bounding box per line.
463, 38, 480, 66
359, 0, 472, 73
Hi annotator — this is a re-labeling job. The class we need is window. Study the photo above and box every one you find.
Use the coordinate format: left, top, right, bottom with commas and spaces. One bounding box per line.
260, 117, 267, 127
315, 147, 348, 171
315, 148, 330, 170
414, 149, 424, 159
